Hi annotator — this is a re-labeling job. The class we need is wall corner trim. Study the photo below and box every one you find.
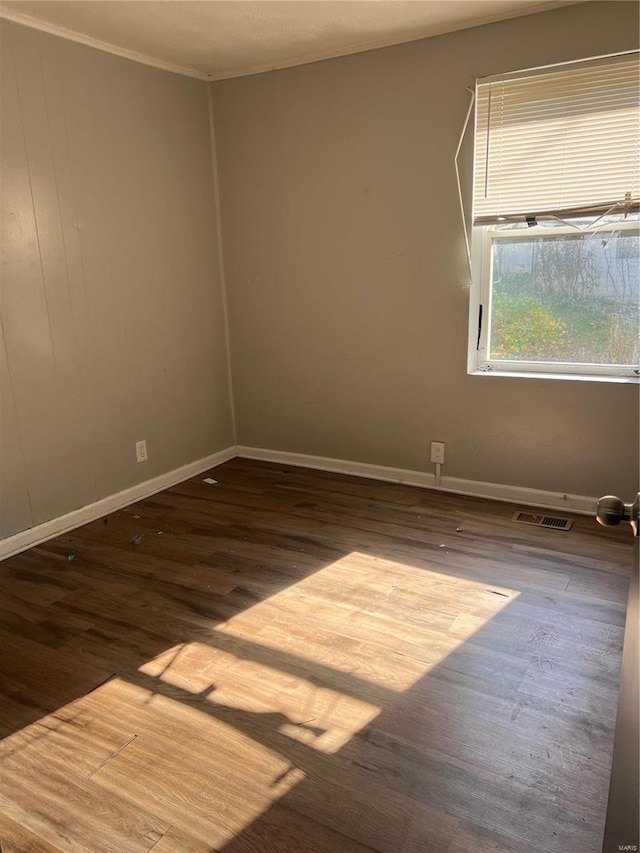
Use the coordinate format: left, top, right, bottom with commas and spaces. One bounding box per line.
0, 447, 236, 561
207, 84, 238, 445
236, 446, 598, 516
0, 8, 210, 79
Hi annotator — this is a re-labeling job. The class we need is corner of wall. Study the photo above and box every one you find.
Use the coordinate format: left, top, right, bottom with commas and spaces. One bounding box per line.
207, 83, 238, 446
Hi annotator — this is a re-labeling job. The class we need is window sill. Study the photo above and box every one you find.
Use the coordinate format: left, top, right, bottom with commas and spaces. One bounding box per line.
468, 368, 639, 384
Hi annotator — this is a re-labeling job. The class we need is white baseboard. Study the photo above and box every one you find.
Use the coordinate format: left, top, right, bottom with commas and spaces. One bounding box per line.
2, 443, 599, 562
0, 447, 236, 561
237, 446, 597, 516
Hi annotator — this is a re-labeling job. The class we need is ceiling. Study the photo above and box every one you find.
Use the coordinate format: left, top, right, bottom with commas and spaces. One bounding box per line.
0, 1, 582, 81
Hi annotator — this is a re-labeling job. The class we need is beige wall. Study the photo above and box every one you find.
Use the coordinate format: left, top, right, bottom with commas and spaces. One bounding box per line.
212, 1, 639, 499
0, 21, 234, 539
2, 4, 638, 544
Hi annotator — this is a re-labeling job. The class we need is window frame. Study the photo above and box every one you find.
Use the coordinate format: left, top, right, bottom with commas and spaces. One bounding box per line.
467, 219, 640, 383
466, 51, 639, 384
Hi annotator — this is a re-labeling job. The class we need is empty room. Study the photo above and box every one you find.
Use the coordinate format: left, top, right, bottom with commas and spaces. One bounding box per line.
0, 1, 638, 851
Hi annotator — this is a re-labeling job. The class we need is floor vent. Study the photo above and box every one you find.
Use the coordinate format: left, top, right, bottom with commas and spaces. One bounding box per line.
512, 511, 573, 531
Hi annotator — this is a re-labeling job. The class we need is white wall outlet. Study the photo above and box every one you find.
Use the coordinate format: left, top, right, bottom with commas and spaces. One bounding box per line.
430, 441, 446, 465
135, 439, 148, 463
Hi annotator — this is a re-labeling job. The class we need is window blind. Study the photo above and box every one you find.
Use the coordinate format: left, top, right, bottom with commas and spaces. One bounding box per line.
473, 52, 640, 226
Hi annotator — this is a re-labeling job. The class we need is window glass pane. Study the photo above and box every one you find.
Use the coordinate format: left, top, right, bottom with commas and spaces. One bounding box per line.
489, 220, 640, 366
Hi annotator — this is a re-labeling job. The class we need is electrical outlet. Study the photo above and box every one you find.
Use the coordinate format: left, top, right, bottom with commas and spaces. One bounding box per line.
430, 441, 445, 464
135, 439, 148, 463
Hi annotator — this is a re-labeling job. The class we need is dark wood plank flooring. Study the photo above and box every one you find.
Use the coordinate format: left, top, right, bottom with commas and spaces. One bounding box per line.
0, 458, 633, 852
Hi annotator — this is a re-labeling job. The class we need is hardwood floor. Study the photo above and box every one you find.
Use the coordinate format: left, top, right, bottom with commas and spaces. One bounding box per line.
0, 458, 633, 853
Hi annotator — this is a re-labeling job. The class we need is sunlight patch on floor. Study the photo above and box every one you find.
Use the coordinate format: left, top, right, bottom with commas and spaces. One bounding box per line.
105, 552, 519, 845
139, 640, 381, 755
216, 551, 519, 692
77, 676, 307, 850
0, 551, 520, 853
137, 551, 519, 761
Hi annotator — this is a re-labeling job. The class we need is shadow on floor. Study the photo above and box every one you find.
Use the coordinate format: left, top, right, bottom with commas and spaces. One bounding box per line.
0, 458, 631, 853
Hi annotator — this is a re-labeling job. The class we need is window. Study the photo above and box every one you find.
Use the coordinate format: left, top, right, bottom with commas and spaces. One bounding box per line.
468, 52, 639, 380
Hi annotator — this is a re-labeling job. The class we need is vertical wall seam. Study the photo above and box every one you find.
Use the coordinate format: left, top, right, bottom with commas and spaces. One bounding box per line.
38, 30, 79, 371
0, 41, 33, 526
0, 312, 35, 529
207, 83, 237, 446
9, 22, 59, 381
55, 39, 95, 350
2, 23, 36, 529
54, 34, 100, 499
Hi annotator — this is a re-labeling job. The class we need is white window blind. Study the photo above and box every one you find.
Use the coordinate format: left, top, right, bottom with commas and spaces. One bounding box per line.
473, 52, 640, 226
